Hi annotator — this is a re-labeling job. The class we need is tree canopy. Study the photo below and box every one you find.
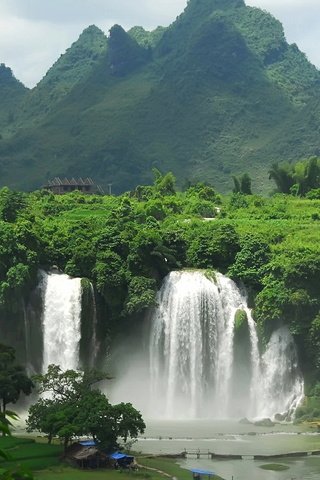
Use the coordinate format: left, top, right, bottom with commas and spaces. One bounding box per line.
269, 157, 320, 196
0, 344, 33, 414
27, 365, 145, 451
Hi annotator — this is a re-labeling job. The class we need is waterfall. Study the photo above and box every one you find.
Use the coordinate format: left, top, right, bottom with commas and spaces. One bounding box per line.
22, 298, 30, 369
149, 270, 304, 420
89, 282, 99, 368
41, 271, 82, 372
254, 326, 304, 419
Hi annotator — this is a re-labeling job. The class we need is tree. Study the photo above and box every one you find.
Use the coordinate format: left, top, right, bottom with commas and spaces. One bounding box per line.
0, 344, 33, 415
232, 173, 252, 195
27, 365, 145, 451
269, 158, 320, 196
268, 162, 294, 194
185, 182, 221, 203
229, 235, 271, 288
187, 223, 240, 269
152, 169, 176, 196
0, 188, 26, 223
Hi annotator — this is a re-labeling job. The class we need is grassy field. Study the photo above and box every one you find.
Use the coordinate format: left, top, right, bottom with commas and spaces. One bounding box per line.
0, 436, 63, 472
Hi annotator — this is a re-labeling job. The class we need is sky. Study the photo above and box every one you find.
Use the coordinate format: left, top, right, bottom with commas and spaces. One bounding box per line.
0, 0, 319, 88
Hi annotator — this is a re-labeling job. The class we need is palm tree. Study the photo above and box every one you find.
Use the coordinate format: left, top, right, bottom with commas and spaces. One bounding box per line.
268, 162, 294, 193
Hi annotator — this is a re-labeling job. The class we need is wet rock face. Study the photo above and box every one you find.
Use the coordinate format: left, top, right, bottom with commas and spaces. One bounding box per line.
254, 418, 276, 427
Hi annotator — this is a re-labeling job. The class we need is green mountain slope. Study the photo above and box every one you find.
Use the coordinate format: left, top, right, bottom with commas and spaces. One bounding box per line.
0, 64, 28, 135
14, 25, 109, 128
0, 0, 319, 193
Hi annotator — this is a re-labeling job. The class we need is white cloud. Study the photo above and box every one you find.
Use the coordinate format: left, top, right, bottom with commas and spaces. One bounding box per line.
0, 0, 186, 87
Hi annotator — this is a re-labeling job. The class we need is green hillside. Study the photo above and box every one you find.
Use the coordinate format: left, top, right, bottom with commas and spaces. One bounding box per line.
0, 64, 28, 135
0, 0, 319, 193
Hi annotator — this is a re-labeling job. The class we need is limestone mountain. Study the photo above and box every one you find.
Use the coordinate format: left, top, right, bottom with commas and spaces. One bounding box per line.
0, 0, 319, 192
0, 64, 28, 133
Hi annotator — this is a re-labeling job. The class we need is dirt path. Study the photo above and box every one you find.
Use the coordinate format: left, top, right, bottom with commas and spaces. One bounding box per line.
137, 463, 177, 479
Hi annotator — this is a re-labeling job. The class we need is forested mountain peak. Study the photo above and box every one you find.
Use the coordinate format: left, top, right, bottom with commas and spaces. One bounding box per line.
0, 63, 26, 89
79, 24, 106, 40
0, 63, 28, 131
1, 1, 320, 193
13, 23, 109, 125
186, 0, 245, 13
36, 23, 108, 89
108, 24, 150, 76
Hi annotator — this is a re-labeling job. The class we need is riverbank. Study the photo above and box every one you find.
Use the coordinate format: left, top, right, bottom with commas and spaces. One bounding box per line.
0, 436, 223, 480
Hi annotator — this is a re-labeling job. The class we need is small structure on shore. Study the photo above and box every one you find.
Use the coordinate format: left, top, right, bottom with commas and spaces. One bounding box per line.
191, 468, 215, 479
43, 177, 104, 194
109, 451, 136, 469
65, 441, 108, 469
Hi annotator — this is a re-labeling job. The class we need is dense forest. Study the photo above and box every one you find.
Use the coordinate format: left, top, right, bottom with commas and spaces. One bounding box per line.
0, 167, 320, 420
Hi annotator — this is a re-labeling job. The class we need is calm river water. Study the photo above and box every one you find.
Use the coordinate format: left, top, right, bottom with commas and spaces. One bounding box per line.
136, 420, 320, 479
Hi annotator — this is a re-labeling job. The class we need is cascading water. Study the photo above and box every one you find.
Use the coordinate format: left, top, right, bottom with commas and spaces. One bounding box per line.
41, 271, 82, 372
149, 271, 304, 420
89, 282, 99, 368
254, 326, 304, 419
22, 298, 30, 369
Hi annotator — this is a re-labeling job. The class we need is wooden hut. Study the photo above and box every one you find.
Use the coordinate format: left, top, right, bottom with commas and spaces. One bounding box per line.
66, 441, 108, 469
43, 177, 104, 194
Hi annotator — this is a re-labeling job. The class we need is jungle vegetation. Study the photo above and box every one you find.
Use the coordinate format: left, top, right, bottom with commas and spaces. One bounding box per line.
0, 167, 319, 422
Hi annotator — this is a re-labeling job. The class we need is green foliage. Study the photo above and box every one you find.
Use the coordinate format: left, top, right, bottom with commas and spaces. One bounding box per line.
260, 464, 289, 471
0, 175, 320, 388
269, 158, 320, 196
294, 396, 320, 422
232, 174, 252, 195
27, 365, 145, 451
204, 269, 217, 283
228, 193, 249, 210
128, 26, 165, 49
124, 277, 157, 315
234, 309, 248, 332
229, 235, 271, 288
0, 414, 35, 479
310, 314, 320, 371
186, 182, 221, 203
185, 199, 217, 218
307, 189, 320, 200
152, 170, 176, 196
0, 344, 33, 414
0, 64, 27, 133
0, 188, 26, 222
187, 222, 240, 269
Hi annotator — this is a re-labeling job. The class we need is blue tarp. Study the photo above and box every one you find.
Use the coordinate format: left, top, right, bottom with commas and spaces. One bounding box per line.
110, 452, 130, 460
191, 468, 215, 477
79, 440, 97, 447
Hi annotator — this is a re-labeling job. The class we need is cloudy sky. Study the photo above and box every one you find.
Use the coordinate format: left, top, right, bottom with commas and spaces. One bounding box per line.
1, 0, 319, 88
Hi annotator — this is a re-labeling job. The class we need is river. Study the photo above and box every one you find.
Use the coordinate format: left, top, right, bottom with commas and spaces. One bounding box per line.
136, 420, 320, 479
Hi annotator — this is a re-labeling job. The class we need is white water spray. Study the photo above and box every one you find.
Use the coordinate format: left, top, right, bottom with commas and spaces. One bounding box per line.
149, 271, 304, 420
255, 326, 304, 419
89, 282, 99, 368
41, 271, 82, 372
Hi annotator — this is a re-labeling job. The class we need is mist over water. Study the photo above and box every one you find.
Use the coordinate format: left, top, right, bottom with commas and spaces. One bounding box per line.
110, 271, 304, 420
41, 271, 82, 372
